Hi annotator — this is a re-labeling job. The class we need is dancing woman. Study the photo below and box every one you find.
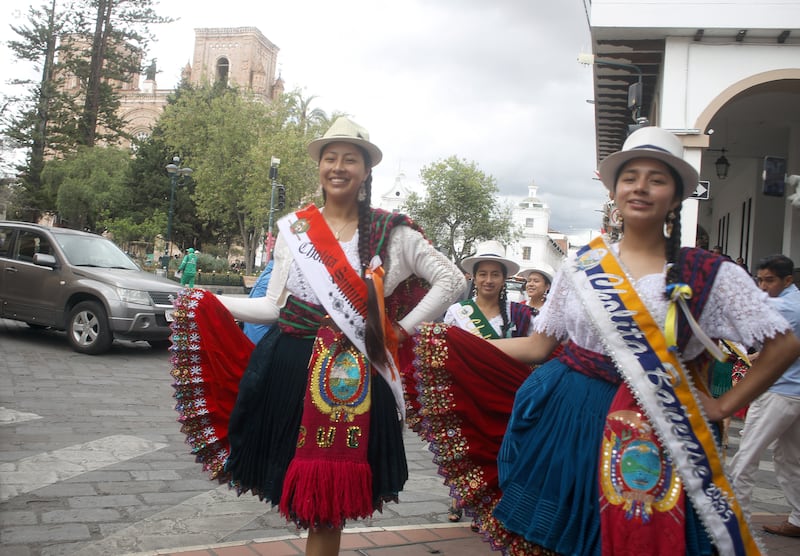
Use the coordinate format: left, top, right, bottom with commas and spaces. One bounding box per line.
169, 117, 465, 556
410, 126, 800, 555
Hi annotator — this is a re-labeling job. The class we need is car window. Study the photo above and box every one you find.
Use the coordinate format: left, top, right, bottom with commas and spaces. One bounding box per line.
14, 231, 53, 263
53, 233, 139, 270
0, 227, 13, 258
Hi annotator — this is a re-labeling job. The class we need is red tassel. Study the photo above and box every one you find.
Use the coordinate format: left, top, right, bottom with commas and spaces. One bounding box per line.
280, 458, 373, 528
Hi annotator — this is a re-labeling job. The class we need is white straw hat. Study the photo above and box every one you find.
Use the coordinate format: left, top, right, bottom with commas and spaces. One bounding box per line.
519, 263, 555, 284
597, 126, 699, 200
307, 117, 383, 167
461, 240, 519, 276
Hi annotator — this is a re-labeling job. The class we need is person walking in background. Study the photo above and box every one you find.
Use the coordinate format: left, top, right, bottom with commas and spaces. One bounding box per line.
730, 254, 800, 538
408, 126, 800, 555
519, 263, 554, 315
169, 117, 465, 556
177, 247, 198, 287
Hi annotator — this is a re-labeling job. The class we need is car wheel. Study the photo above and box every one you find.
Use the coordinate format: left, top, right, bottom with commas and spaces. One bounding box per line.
67, 301, 114, 354
147, 339, 172, 350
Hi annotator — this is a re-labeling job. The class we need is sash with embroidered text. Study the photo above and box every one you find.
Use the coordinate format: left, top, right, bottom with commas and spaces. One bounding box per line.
568, 236, 760, 556
449, 300, 501, 339
277, 204, 375, 528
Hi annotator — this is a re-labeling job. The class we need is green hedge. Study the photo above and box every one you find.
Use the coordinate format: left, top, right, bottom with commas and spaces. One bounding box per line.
196, 272, 244, 286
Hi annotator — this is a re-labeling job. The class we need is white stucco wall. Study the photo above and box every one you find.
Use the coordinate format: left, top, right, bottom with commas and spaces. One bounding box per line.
660, 39, 800, 131
591, 0, 800, 30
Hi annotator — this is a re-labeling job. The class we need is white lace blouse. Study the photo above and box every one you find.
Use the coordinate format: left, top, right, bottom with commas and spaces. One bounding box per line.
534, 246, 790, 361
218, 225, 466, 335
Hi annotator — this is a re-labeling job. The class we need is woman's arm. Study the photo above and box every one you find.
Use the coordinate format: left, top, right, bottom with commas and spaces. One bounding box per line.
215, 236, 289, 324
388, 227, 467, 333
702, 330, 800, 421
490, 331, 561, 365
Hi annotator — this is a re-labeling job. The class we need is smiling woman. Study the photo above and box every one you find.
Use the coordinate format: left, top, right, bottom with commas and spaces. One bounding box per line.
407, 127, 800, 555
168, 117, 465, 556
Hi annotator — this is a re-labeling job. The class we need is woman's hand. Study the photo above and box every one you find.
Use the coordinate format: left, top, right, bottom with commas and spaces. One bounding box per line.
392, 322, 410, 343
696, 389, 725, 422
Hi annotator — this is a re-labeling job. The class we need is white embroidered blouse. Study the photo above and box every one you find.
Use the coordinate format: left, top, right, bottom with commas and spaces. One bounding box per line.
218, 225, 466, 335
534, 246, 790, 361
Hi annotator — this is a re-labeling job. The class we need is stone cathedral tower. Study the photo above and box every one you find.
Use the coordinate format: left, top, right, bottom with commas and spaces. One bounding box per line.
60, 26, 284, 148
188, 27, 283, 102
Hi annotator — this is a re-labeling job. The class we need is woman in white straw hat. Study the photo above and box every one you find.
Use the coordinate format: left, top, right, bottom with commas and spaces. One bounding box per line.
444, 240, 535, 341
168, 116, 465, 556
408, 126, 800, 555
518, 263, 554, 315
439, 240, 534, 527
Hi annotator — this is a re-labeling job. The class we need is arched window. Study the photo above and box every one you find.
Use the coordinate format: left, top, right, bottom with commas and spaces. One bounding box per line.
216, 57, 230, 86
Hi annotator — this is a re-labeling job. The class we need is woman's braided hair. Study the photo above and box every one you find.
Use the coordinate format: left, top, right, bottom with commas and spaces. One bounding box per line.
318, 144, 386, 366
357, 169, 388, 366
664, 166, 684, 295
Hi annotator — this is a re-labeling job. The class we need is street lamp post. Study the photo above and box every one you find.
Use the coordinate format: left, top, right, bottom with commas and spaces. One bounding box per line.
262, 157, 283, 266
163, 156, 193, 270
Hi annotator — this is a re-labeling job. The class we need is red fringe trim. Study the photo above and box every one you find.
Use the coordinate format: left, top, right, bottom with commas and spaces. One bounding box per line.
279, 458, 373, 529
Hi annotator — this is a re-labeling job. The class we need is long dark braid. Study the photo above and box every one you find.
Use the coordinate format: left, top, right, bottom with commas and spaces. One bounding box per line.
664, 167, 684, 295
499, 280, 511, 337
356, 167, 388, 366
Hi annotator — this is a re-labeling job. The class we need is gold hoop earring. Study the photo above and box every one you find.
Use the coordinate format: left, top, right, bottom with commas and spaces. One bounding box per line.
664, 210, 676, 238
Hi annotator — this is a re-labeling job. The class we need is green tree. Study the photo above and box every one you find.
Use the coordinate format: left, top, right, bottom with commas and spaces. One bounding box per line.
69, 0, 172, 147
2, 0, 171, 219
158, 85, 325, 273
403, 156, 518, 267
39, 145, 130, 231
4, 0, 72, 218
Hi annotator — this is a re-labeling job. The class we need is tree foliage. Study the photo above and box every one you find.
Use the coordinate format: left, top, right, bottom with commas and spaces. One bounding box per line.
40, 145, 130, 231
403, 156, 518, 267
68, 0, 172, 147
2, 0, 171, 220
157, 85, 327, 273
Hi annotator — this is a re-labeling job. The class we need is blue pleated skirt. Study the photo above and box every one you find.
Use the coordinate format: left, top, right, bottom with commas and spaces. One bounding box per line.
495, 359, 617, 555
494, 358, 715, 556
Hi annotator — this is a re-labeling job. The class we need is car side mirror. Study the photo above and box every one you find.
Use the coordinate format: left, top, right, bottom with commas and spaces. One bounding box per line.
33, 252, 57, 268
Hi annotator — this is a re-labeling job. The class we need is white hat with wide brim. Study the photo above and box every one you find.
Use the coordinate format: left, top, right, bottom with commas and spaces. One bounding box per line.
518, 263, 555, 284
461, 240, 519, 276
597, 126, 699, 200
307, 117, 383, 167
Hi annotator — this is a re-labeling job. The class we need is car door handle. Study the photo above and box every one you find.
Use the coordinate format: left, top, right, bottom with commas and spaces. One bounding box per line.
4, 266, 19, 273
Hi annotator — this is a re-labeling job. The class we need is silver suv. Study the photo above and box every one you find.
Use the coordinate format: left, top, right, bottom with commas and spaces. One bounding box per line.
0, 221, 182, 354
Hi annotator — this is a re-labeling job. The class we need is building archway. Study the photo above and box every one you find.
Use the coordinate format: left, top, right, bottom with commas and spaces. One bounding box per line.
694, 73, 800, 267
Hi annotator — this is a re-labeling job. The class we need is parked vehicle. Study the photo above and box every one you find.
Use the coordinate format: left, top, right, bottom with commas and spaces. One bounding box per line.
505, 277, 526, 303
0, 221, 182, 354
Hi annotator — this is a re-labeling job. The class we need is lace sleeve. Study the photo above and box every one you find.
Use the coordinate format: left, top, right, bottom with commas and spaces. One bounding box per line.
532, 266, 570, 341
698, 261, 790, 349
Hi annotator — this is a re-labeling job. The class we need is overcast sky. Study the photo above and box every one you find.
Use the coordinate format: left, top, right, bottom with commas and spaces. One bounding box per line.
2, 0, 609, 237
